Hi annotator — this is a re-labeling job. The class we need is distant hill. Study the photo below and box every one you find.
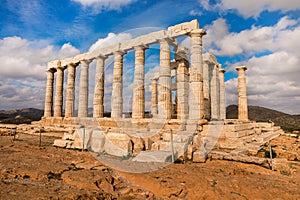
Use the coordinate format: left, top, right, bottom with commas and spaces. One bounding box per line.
226, 105, 300, 132
0, 108, 43, 124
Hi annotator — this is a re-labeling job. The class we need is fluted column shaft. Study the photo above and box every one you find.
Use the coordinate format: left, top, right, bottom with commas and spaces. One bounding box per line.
203, 60, 211, 119
132, 45, 147, 118
93, 56, 106, 118
65, 63, 77, 117
210, 64, 220, 120
111, 51, 125, 118
53, 64, 65, 117
219, 66, 226, 120
78, 60, 92, 117
188, 29, 206, 120
236, 66, 248, 121
151, 78, 158, 117
176, 59, 189, 120
158, 39, 172, 119
44, 68, 56, 117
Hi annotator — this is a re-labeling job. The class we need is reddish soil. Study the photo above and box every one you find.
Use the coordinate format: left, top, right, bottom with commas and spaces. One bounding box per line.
0, 133, 299, 199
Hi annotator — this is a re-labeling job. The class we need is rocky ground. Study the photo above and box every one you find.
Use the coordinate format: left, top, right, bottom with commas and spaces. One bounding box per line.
0, 132, 299, 200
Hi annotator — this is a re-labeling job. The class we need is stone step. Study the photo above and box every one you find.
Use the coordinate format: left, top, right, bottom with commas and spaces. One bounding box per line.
254, 131, 280, 143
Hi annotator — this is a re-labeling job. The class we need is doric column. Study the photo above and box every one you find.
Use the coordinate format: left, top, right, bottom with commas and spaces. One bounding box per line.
44, 68, 56, 117
219, 65, 226, 120
188, 29, 206, 120
176, 59, 189, 120
151, 78, 158, 117
111, 51, 125, 118
132, 45, 148, 119
203, 60, 211, 119
236, 66, 248, 121
210, 64, 220, 120
78, 59, 92, 118
93, 55, 106, 118
158, 39, 172, 119
65, 63, 77, 117
53, 61, 65, 117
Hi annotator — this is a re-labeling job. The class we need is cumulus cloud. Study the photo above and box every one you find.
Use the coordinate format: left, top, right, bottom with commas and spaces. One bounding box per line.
0, 36, 80, 110
72, 0, 137, 12
197, 0, 300, 19
89, 32, 132, 51
220, 0, 300, 18
204, 16, 299, 56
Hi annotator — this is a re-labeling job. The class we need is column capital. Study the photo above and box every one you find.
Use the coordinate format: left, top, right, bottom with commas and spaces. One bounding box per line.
96, 54, 107, 60
113, 50, 126, 56
235, 66, 247, 71
67, 62, 79, 68
134, 44, 149, 51
80, 59, 93, 65
158, 37, 175, 45
189, 29, 206, 37
219, 68, 226, 73
47, 68, 57, 73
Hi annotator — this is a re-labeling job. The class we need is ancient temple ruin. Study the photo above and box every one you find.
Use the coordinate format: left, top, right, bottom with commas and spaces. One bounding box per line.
39, 20, 283, 163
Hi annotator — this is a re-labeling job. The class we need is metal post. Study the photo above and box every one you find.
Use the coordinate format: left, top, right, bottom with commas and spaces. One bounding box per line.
270, 145, 273, 171
82, 127, 85, 152
39, 127, 42, 147
170, 129, 175, 163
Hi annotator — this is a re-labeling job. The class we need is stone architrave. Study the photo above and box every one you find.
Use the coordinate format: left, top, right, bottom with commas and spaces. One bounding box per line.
151, 78, 158, 116
93, 55, 106, 118
111, 51, 126, 118
78, 59, 92, 118
188, 29, 206, 120
132, 45, 148, 119
65, 63, 77, 117
53, 61, 65, 117
210, 64, 220, 120
219, 65, 226, 120
236, 66, 248, 121
176, 59, 189, 120
44, 68, 56, 117
158, 39, 172, 119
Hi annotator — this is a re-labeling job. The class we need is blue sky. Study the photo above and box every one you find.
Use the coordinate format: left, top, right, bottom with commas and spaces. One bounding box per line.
0, 0, 299, 114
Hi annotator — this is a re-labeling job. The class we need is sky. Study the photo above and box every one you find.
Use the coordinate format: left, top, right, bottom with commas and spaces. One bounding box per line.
0, 0, 299, 114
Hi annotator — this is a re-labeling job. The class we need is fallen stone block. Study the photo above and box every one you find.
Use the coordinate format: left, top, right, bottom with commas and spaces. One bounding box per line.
53, 139, 68, 148
132, 150, 178, 162
193, 150, 208, 163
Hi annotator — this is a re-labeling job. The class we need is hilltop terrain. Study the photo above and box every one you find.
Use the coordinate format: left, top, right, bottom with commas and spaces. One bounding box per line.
227, 105, 300, 132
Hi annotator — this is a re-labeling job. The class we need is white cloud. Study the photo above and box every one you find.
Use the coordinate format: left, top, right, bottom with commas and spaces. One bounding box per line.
0, 36, 80, 110
225, 51, 300, 114
89, 32, 132, 51
204, 16, 299, 56
220, 0, 300, 18
72, 0, 137, 12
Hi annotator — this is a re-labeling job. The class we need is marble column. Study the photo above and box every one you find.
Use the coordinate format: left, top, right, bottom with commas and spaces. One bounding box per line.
111, 51, 125, 118
93, 55, 106, 118
44, 68, 56, 117
210, 64, 220, 120
132, 45, 148, 119
78, 59, 92, 118
176, 59, 189, 120
151, 78, 158, 117
203, 60, 211, 119
65, 63, 77, 117
53, 62, 65, 117
236, 66, 248, 121
219, 65, 226, 120
158, 39, 172, 119
188, 29, 206, 120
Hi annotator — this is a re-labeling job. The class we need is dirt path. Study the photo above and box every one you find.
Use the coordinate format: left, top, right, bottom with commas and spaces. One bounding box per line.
0, 133, 299, 199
